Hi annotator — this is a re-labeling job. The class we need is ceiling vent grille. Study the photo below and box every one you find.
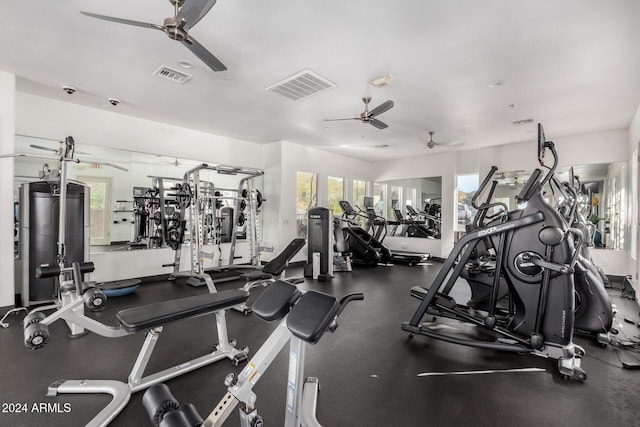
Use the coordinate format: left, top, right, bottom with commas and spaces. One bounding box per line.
153, 65, 192, 85
266, 69, 335, 101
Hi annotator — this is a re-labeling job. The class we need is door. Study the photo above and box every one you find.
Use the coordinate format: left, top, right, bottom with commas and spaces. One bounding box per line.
78, 176, 112, 246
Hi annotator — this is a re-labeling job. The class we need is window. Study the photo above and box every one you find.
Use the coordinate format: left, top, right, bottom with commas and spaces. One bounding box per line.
457, 174, 479, 231
388, 185, 403, 220
373, 183, 387, 218
352, 179, 366, 209
327, 176, 345, 216
79, 176, 112, 245
296, 171, 318, 238
406, 187, 417, 209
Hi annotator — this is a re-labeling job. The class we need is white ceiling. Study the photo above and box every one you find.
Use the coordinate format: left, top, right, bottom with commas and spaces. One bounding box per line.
3, 0, 640, 161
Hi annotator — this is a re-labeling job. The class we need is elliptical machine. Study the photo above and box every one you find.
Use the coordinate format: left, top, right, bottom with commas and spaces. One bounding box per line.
403, 124, 589, 380
337, 201, 391, 266
548, 173, 616, 341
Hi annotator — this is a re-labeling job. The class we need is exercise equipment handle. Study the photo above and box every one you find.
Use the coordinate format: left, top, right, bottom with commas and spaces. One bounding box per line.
472, 166, 498, 209
36, 262, 95, 278
327, 293, 364, 333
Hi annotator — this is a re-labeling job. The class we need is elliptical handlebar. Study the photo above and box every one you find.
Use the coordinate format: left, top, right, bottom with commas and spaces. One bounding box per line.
472, 165, 499, 210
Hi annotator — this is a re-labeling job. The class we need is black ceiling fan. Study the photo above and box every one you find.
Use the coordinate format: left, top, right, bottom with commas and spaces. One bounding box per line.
324, 97, 394, 129
81, 0, 226, 72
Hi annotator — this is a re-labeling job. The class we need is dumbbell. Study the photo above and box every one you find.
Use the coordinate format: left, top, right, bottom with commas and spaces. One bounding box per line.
143, 383, 203, 427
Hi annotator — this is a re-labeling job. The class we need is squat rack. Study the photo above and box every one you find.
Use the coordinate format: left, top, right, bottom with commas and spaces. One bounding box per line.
167, 163, 266, 291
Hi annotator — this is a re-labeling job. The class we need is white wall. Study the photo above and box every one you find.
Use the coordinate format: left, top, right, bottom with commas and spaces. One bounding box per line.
375, 150, 457, 258
7, 92, 381, 296
16, 93, 265, 169
628, 104, 640, 289
5, 88, 638, 303
0, 72, 16, 308
261, 140, 377, 263
373, 128, 631, 265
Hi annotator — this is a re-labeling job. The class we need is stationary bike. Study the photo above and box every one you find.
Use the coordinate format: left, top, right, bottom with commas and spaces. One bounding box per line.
403, 123, 588, 380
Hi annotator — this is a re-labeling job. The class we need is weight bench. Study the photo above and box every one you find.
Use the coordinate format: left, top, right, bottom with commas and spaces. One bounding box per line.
144, 280, 364, 426
29, 264, 250, 427
233, 238, 306, 314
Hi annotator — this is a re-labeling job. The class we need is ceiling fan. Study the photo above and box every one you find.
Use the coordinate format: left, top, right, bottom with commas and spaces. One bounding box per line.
495, 170, 526, 187
424, 131, 464, 149
81, 0, 226, 72
324, 97, 394, 129
29, 142, 90, 156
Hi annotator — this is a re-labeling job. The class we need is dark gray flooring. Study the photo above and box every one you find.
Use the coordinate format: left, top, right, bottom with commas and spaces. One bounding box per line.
1, 262, 639, 426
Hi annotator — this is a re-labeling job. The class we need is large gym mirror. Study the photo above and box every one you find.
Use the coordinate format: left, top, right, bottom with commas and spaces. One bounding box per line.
373, 176, 442, 239
13, 135, 264, 254
491, 162, 628, 250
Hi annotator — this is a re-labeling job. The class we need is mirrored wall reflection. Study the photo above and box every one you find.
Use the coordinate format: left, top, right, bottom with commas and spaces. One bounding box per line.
13, 135, 264, 254
490, 162, 628, 250
374, 176, 442, 239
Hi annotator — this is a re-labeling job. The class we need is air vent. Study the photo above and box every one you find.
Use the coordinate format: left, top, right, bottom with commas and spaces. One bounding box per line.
153, 65, 192, 85
266, 69, 335, 101
513, 118, 534, 126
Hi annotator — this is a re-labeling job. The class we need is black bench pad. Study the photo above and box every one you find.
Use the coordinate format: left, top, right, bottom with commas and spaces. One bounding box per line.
116, 290, 249, 333
287, 291, 339, 344
252, 280, 301, 322
241, 271, 274, 281
261, 238, 306, 276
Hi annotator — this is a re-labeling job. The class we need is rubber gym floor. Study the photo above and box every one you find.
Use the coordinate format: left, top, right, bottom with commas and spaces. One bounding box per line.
1, 261, 639, 427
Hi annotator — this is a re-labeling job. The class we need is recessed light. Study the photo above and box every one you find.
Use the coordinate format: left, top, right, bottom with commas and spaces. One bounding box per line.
177, 59, 193, 69
488, 80, 504, 88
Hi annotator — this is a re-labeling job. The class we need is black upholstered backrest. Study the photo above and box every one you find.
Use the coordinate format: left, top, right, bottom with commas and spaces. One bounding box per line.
262, 238, 306, 276
252, 280, 301, 322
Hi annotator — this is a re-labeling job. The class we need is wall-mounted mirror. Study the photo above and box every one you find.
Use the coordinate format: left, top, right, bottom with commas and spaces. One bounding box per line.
490, 162, 627, 250
373, 176, 442, 239
13, 135, 264, 255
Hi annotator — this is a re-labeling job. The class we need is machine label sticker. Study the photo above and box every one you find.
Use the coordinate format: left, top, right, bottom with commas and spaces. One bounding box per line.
288, 349, 298, 387
240, 363, 255, 380
286, 385, 295, 412
249, 370, 261, 385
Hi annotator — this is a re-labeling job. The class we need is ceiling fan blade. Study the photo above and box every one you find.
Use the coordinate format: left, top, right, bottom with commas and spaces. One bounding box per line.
30, 144, 58, 153
369, 118, 388, 129
440, 141, 465, 147
323, 118, 361, 122
181, 35, 227, 71
176, 0, 217, 29
80, 11, 159, 30
368, 100, 394, 118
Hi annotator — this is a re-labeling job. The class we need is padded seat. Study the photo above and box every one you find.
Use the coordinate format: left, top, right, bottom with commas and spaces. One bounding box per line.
116, 289, 249, 333
251, 280, 301, 322
241, 238, 306, 280
287, 291, 339, 344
